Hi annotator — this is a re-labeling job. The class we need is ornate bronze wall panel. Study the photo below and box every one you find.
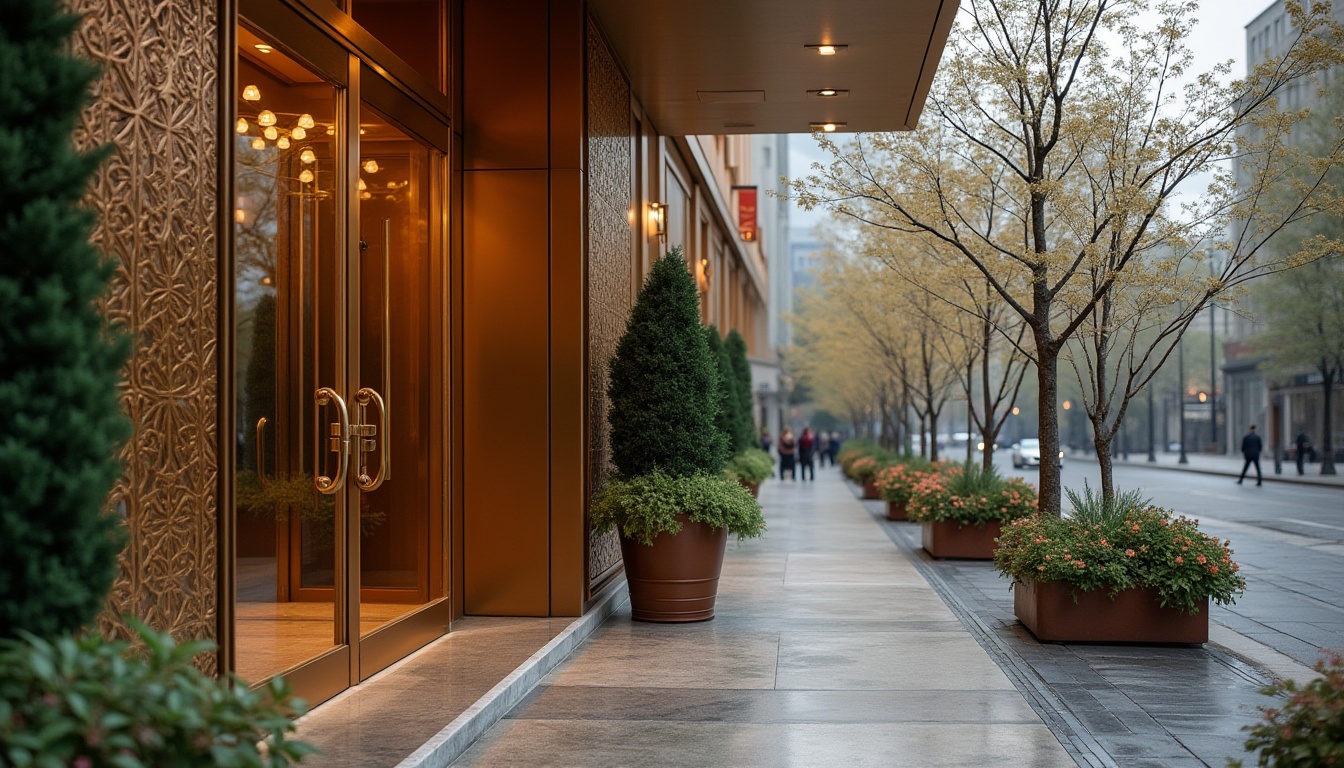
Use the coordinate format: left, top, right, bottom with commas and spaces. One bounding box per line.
71, 0, 222, 672
585, 19, 632, 588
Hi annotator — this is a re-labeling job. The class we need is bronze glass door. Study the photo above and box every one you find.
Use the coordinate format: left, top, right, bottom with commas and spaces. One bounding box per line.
232, 22, 449, 702
349, 90, 448, 679
233, 27, 348, 691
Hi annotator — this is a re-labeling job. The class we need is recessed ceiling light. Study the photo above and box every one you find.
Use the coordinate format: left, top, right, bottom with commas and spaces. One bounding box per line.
810, 122, 847, 133
805, 44, 848, 55
254, 43, 273, 54
819, 89, 838, 97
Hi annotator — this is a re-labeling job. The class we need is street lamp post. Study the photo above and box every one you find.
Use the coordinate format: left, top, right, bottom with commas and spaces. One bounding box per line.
1178, 338, 1189, 464
1209, 260, 1218, 450
1147, 382, 1156, 462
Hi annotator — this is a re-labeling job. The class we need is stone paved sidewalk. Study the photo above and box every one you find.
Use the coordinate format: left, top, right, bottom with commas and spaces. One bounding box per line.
867, 497, 1276, 768
449, 469, 1078, 767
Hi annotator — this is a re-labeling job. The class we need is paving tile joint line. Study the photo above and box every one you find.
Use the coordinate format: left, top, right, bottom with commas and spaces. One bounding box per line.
394, 582, 630, 768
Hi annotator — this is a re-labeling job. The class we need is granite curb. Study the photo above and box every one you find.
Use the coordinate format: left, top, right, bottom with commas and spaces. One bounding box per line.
395, 582, 629, 768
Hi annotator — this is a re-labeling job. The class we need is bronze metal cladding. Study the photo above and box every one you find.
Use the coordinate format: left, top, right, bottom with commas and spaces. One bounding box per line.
1014, 579, 1209, 644
71, 0, 222, 669
619, 517, 728, 623
921, 519, 1003, 560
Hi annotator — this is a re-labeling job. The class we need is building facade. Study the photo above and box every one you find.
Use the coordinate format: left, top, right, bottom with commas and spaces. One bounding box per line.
68, 0, 956, 708
1225, 0, 1344, 465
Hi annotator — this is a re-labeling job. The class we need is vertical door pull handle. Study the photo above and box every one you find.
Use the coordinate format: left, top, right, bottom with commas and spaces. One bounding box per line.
255, 417, 270, 488
315, 387, 351, 494
354, 387, 388, 491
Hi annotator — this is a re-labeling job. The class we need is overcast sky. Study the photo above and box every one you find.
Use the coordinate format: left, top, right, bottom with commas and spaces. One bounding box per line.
787, 0, 1276, 231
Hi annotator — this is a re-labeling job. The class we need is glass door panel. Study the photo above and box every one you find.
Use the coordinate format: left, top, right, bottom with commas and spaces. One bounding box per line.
355, 105, 443, 638
233, 32, 343, 684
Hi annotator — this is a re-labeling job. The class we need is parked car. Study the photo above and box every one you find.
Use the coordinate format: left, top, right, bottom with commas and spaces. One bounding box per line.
1011, 438, 1064, 468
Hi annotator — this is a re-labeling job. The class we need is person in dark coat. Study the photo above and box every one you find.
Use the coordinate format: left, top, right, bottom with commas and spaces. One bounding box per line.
1295, 431, 1311, 475
778, 428, 797, 480
798, 427, 816, 481
1238, 425, 1263, 487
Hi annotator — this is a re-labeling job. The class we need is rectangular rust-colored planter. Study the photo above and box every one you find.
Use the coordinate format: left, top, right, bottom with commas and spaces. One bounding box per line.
886, 499, 908, 521
1014, 579, 1208, 644
861, 478, 880, 499
921, 519, 1002, 559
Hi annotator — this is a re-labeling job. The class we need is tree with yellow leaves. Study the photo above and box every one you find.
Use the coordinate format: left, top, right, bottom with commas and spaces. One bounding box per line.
792, 0, 1344, 514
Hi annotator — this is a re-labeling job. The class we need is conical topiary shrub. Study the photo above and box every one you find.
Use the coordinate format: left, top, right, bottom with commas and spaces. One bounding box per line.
725, 330, 756, 454
608, 248, 727, 477
0, 0, 130, 640
704, 326, 736, 456
594, 249, 764, 622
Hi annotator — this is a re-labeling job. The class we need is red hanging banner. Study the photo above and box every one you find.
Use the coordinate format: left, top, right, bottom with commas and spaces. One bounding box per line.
734, 186, 758, 242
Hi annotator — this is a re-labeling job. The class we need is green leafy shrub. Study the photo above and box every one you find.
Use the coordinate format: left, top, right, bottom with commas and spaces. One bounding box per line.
995, 502, 1247, 615
725, 448, 773, 484
872, 458, 934, 504
724, 331, 756, 454
907, 463, 1038, 527
608, 249, 727, 477
1231, 651, 1344, 767
0, 0, 132, 640
704, 327, 736, 456
0, 621, 314, 767
591, 471, 766, 546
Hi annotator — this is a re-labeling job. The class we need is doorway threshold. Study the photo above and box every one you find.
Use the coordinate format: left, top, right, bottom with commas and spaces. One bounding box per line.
293, 583, 628, 768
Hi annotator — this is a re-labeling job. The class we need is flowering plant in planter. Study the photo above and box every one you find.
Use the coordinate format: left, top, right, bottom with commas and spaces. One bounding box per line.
994, 486, 1246, 615
873, 460, 934, 506
1231, 650, 1344, 767
906, 464, 1038, 527
847, 456, 883, 484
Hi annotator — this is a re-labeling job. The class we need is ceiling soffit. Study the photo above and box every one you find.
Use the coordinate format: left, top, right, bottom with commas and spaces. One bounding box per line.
586, 0, 959, 136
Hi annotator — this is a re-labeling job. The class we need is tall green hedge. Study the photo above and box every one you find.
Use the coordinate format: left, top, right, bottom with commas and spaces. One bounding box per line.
608, 249, 727, 477
725, 330, 756, 453
0, 0, 130, 640
704, 326, 736, 453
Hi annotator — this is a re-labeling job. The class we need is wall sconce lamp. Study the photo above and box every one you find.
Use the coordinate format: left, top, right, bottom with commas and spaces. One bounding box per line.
649, 202, 667, 241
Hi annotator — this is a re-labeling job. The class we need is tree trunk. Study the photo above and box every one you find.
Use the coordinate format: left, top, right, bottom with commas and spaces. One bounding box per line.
1094, 432, 1115, 500
1036, 347, 1063, 517
928, 410, 940, 462
1322, 364, 1337, 475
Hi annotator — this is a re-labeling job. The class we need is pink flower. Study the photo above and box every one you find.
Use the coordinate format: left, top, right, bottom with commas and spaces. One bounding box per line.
1125, 549, 1136, 558
1175, 556, 1184, 565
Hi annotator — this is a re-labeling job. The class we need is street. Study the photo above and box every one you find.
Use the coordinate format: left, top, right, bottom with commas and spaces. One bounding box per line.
999, 454, 1344, 667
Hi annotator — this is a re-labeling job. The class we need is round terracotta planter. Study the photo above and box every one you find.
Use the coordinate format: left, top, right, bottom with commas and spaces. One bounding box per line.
739, 478, 760, 498
886, 499, 908, 521
920, 519, 1003, 559
619, 516, 729, 622
1014, 579, 1208, 644
861, 477, 880, 499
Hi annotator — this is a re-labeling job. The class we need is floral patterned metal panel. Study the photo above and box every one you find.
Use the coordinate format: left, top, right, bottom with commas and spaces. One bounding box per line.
586, 18, 632, 591
71, 0, 221, 673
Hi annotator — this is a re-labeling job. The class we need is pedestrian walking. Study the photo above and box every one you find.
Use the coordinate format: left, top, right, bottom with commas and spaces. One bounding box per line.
1295, 431, 1311, 476
778, 428, 797, 480
1238, 424, 1263, 487
829, 431, 843, 466
798, 427, 816, 481
760, 429, 773, 457
817, 431, 832, 467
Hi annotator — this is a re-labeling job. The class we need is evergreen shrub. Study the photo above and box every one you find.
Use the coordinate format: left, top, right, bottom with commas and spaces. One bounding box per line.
704, 327, 736, 455
608, 249, 727, 477
0, 0, 131, 640
724, 330, 756, 453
